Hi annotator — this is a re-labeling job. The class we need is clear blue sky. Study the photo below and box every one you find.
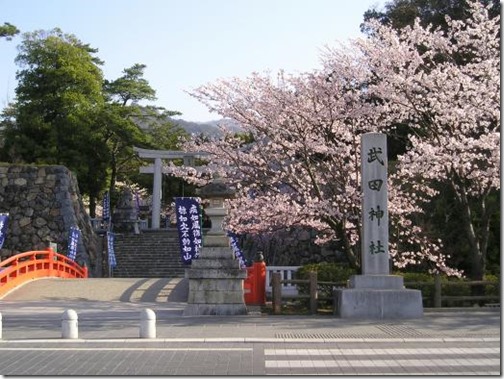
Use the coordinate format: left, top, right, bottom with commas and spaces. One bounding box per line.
0, 0, 383, 122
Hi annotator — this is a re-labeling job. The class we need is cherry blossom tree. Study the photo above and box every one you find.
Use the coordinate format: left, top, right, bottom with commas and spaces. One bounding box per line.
343, 0, 499, 280
170, 0, 498, 278
171, 69, 457, 275
172, 69, 377, 270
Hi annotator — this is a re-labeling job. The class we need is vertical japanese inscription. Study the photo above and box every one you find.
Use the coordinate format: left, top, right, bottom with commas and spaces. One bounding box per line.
175, 198, 202, 264
361, 133, 389, 275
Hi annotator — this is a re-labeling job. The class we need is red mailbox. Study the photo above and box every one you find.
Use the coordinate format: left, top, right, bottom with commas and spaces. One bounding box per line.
244, 261, 266, 305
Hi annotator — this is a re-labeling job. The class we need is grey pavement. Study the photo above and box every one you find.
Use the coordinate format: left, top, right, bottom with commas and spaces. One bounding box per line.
0, 277, 500, 342
0, 300, 500, 342
0, 277, 500, 375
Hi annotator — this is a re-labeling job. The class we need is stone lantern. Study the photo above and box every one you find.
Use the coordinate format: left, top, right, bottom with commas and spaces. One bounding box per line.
112, 187, 139, 234
183, 177, 248, 316
196, 177, 235, 247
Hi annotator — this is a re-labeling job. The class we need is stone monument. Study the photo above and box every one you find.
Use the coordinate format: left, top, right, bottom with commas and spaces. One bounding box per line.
112, 188, 139, 234
183, 178, 247, 316
334, 133, 423, 319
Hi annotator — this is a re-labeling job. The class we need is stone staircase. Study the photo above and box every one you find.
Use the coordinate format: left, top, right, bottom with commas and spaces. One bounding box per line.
111, 229, 187, 278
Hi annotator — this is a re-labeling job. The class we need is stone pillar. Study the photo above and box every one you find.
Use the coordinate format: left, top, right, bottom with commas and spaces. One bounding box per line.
183, 178, 247, 316
361, 133, 389, 275
152, 157, 162, 229
334, 133, 423, 319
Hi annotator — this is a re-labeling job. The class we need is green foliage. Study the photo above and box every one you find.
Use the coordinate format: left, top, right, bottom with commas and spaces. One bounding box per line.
398, 271, 500, 307
296, 263, 357, 305
418, 183, 500, 280
0, 29, 188, 217
362, 0, 500, 35
483, 274, 500, 297
277, 267, 499, 312
400, 272, 435, 304
1, 28, 107, 209
438, 275, 499, 306
439, 276, 470, 297
0, 22, 20, 40
101, 64, 188, 207
296, 266, 500, 309
297, 262, 356, 283
104, 63, 156, 106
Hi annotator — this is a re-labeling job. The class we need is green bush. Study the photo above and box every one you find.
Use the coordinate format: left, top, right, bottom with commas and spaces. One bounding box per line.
294, 265, 500, 310
296, 263, 357, 307
400, 272, 500, 307
483, 274, 500, 297
297, 262, 356, 283
401, 271, 434, 283
397, 272, 435, 307
399, 272, 473, 306
440, 276, 471, 297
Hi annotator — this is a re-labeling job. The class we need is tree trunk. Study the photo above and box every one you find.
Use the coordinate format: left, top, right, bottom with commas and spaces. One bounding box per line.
450, 176, 488, 282
109, 152, 117, 210
459, 191, 485, 281
88, 196, 96, 218
328, 217, 361, 272
345, 239, 360, 272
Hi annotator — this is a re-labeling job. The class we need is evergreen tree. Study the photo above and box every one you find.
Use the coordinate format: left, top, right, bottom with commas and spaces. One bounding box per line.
1, 28, 108, 214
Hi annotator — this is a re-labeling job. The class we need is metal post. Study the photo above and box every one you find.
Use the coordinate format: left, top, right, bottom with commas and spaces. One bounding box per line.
272, 272, 282, 314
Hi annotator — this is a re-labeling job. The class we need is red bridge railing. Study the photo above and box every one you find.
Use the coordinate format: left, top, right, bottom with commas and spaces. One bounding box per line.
0, 248, 88, 298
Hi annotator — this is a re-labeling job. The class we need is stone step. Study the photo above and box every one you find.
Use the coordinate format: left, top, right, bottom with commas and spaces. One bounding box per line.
110, 230, 185, 279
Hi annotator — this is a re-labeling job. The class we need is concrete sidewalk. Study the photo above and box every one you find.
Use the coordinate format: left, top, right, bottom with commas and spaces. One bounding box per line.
0, 277, 500, 343
0, 298, 500, 343
0, 278, 500, 375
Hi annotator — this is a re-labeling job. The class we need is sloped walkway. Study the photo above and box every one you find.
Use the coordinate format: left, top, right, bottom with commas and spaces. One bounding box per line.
0, 277, 189, 303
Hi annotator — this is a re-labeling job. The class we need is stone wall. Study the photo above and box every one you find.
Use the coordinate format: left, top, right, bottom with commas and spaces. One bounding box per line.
240, 227, 346, 267
0, 164, 98, 272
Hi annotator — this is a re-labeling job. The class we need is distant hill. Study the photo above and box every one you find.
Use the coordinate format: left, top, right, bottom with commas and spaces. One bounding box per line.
132, 106, 243, 138
170, 118, 243, 138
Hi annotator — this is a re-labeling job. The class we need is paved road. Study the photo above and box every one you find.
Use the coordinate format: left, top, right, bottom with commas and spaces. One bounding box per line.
0, 339, 499, 375
0, 277, 501, 375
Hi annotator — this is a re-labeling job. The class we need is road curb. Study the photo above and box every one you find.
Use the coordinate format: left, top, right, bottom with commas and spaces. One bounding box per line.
0, 336, 499, 344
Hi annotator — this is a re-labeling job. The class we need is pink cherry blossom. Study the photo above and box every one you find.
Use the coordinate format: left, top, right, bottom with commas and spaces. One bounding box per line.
170, 0, 498, 278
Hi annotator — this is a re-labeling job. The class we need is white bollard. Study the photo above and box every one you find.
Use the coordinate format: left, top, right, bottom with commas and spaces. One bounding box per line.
61, 309, 78, 339
139, 308, 156, 338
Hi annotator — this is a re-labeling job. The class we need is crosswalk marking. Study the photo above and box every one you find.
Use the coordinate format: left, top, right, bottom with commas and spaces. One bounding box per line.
264, 346, 501, 374
265, 358, 500, 368
264, 347, 500, 356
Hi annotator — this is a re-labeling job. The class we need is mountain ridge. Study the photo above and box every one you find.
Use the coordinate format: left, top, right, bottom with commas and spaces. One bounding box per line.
170, 117, 242, 137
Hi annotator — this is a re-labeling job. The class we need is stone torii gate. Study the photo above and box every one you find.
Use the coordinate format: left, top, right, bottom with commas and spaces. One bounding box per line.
133, 147, 208, 229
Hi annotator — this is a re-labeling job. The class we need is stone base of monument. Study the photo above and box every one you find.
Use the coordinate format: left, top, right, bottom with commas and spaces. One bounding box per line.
334, 275, 423, 319
183, 246, 247, 316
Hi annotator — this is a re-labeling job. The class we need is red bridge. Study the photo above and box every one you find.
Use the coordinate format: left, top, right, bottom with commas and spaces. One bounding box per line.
0, 248, 87, 298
